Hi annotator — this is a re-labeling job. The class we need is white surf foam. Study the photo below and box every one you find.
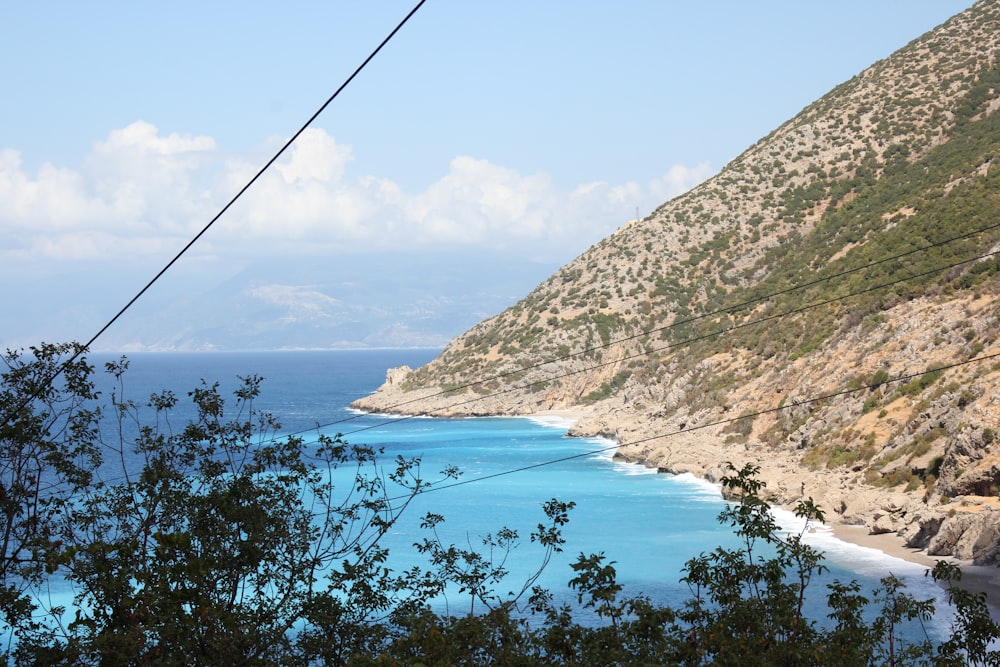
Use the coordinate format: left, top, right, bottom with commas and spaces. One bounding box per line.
770, 506, 953, 635
525, 414, 578, 430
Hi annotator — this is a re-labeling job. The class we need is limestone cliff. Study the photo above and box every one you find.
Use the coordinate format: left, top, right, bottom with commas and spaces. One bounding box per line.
353, 1, 1000, 564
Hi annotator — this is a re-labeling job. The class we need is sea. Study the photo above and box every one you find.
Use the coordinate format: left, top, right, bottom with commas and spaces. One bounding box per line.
74, 349, 950, 636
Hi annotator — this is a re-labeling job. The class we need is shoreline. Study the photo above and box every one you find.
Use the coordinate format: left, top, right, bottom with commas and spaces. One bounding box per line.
832, 524, 1000, 618
831, 524, 940, 569
528, 410, 1000, 619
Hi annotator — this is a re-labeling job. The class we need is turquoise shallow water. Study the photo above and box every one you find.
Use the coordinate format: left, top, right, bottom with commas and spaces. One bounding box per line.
79, 349, 949, 633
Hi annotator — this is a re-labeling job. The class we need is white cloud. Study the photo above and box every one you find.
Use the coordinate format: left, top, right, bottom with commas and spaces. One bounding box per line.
402, 156, 556, 244
248, 284, 341, 321
32, 230, 171, 262
0, 149, 119, 232
649, 162, 715, 202
0, 122, 713, 264
97, 121, 215, 155
274, 128, 352, 184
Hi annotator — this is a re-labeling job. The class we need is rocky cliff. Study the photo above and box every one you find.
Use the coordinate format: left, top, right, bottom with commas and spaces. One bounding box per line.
353, 1, 1000, 564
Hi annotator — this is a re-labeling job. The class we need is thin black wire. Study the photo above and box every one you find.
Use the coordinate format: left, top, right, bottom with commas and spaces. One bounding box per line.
8, 6, 997, 497
387, 350, 1000, 502
65, 239, 986, 495
329, 245, 1000, 441
41, 244, 1000, 504
279, 221, 1000, 441
34, 345, 1000, 506
78, 0, 428, 355
5, 0, 995, 612
322, 246, 1000, 500
0, 0, 428, 429
88, 245, 1000, 488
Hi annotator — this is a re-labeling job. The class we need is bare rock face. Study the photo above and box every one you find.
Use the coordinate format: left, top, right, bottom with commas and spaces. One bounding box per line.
927, 512, 1000, 565
900, 513, 945, 549
871, 512, 900, 536
384, 366, 412, 387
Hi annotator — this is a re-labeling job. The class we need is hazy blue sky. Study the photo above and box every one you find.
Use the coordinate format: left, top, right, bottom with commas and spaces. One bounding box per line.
0, 1, 976, 351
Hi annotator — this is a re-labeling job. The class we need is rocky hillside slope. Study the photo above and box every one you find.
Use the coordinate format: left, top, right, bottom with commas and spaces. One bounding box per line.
354, 1, 1000, 564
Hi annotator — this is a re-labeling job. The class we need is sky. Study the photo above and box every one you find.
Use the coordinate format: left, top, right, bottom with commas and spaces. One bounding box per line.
0, 0, 978, 351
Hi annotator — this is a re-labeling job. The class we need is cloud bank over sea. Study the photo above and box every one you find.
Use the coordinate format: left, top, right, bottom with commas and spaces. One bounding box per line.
0, 122, 712, 350
1, 123, 712, 265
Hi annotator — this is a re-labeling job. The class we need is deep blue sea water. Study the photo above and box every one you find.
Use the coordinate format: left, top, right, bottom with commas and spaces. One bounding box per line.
79, 349, 950, 634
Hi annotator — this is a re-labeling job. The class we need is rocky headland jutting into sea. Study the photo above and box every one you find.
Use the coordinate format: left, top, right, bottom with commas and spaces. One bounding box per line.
353, 0, 1000, 566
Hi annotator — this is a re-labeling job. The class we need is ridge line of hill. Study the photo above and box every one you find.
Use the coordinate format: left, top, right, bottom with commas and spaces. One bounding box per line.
353, 0, 1000, 566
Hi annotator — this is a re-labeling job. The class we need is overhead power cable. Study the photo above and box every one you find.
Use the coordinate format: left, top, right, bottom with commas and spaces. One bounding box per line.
278, 222, 1000, 439
1, 0, 428, 429
389, 350, 1000, 502
335, 247, 998, 440
70, 348, 1000, 509
77, 244, 1000, 500
280, 231, 1000, 441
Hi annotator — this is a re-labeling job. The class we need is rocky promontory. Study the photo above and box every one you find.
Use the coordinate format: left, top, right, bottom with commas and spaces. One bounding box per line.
354, 0, 1000, 565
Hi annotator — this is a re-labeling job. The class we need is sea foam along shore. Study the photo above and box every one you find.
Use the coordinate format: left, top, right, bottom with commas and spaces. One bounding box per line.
529, 410, 1000, 622
831, 523, 1000, 619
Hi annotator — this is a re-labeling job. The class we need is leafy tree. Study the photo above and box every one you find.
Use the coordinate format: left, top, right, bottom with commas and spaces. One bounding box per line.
514, 463, 998, 666
673, 463, 828, 665
0, 343, 100, 652
0, 352, 573, 665
3, 349, 1000, 665
17, 357, 455, 664
930, 560, 1000, 667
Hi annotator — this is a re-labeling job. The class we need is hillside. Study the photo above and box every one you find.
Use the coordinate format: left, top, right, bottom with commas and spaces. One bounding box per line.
353, 1, 1000, 563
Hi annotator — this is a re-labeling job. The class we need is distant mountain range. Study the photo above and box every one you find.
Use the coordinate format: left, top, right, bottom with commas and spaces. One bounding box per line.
71, 252, 558, 352
355, 1, 1000, 564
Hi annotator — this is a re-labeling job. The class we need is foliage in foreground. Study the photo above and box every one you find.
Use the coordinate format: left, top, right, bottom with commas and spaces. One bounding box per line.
1, 344, 999, 665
